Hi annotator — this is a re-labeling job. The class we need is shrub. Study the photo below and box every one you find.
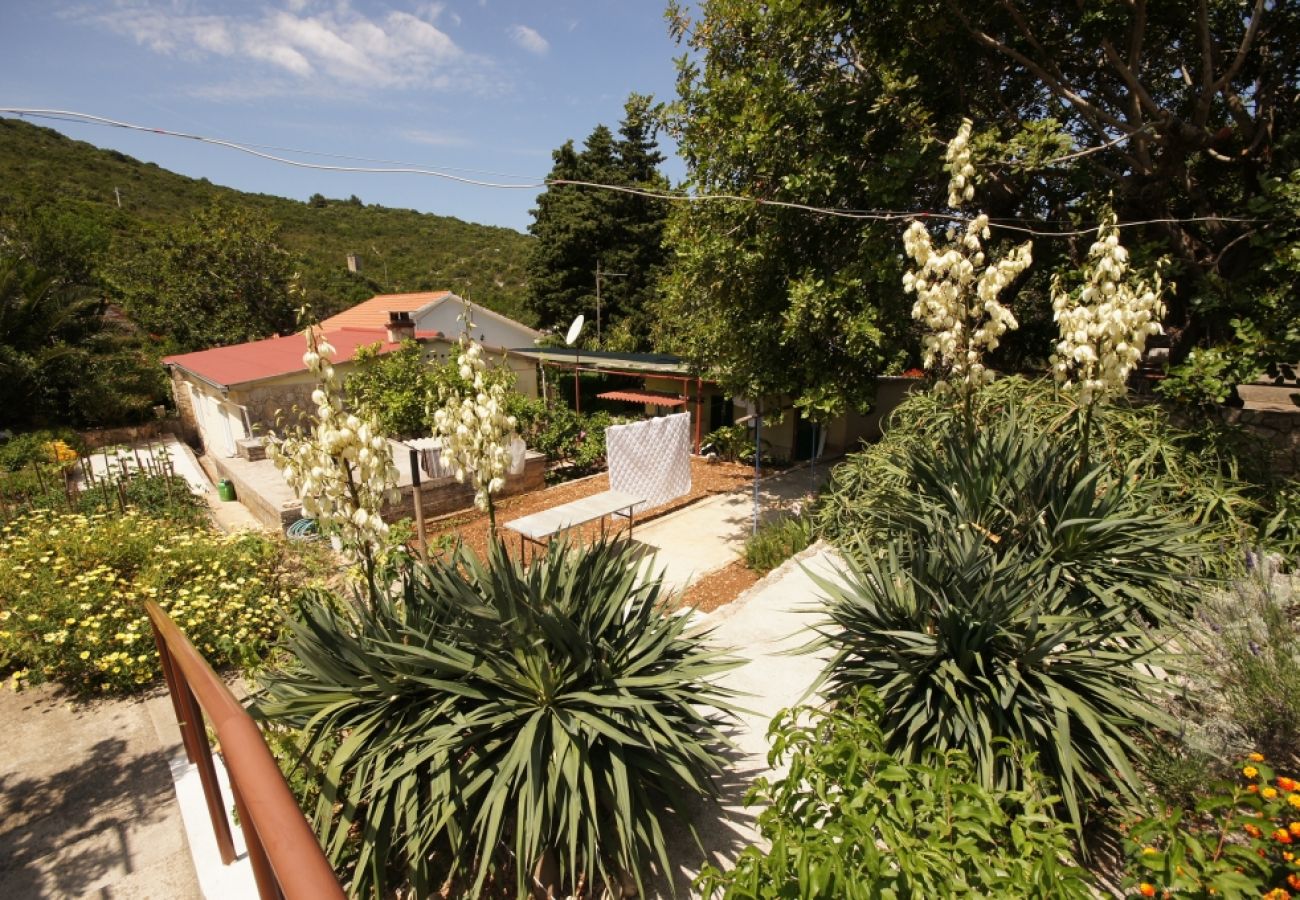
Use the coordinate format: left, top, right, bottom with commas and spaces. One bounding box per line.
810, 405, 1201, 828
743, 514, 813, 574
1124, 755, 1300, 898
1179, 572, 1300, 765
0, 509, 300, 693
1, 467, 206, 526
695, 691, 1093, 898
256, 539, 739, 899
816, 376, 1264, 567
0, 428, 86, 471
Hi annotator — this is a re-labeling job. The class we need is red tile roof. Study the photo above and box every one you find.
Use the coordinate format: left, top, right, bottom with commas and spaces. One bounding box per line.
162, 327, 440, 390
320, 291, 452, 330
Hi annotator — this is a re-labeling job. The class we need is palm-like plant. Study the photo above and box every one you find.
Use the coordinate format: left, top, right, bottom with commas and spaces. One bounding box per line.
811, 406, 1203, 829
257, 538, 739, 898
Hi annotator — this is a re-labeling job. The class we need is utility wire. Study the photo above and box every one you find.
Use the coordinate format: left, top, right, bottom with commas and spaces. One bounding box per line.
1, 107, 1263, 239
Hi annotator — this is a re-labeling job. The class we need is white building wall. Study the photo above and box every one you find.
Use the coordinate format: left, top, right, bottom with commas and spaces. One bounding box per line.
414, 297, 539, 352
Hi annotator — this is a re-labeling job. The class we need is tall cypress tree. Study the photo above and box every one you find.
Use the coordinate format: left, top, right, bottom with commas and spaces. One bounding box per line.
525, 96, 670, 350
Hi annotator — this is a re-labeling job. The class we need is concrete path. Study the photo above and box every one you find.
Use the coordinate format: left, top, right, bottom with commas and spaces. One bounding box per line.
0, 685, 200, 899
659, 544, 845, 895
634, 463, 827, 593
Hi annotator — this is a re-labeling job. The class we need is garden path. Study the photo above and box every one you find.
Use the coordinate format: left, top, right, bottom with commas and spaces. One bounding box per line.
0, 683, 201, 898
659, 543, 843, 895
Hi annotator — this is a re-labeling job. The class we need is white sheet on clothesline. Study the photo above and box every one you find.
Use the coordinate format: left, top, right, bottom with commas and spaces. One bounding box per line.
605, 412, 692, 512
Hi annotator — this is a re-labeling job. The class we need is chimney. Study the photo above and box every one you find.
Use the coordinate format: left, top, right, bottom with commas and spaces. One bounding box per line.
346, 253, 361, 273
386, 310, 415, 343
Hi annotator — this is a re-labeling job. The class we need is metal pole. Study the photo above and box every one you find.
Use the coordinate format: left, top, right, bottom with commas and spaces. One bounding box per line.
596, 260, 601, 345
753, 401, 762, 536
408, 449, 428, 563
573, 348, 581, 415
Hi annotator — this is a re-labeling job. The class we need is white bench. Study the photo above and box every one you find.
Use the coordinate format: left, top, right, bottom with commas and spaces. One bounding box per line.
503, 489, 643, 556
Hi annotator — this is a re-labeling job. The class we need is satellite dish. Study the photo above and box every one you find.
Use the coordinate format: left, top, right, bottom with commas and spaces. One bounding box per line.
565, 314, 585, 346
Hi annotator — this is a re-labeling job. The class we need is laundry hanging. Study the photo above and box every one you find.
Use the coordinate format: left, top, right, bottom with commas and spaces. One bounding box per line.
605, 412, 692, 512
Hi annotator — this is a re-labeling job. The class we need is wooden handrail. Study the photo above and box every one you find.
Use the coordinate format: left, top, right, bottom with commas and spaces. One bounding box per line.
146, 600, 345, 900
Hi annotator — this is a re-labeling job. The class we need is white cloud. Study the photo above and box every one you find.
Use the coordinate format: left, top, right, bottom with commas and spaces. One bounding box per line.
68, 1, 495, 94
508, 24, 548, 55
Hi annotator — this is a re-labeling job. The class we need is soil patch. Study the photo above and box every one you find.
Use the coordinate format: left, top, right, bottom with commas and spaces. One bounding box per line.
677, 560, 761, 614
420, 458, 755, 563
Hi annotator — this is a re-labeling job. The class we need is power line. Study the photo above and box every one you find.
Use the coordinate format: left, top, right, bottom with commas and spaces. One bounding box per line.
1, 107, 1264, 239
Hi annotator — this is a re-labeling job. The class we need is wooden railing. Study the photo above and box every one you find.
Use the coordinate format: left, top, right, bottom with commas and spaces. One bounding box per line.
146, 600, 345, 900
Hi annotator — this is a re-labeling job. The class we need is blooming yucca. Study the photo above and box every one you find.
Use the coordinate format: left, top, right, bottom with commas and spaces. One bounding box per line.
268, 325, 400, 577
903, 119, 1033, 395
1050, 215, 1166, 404
429, 308, 519, 530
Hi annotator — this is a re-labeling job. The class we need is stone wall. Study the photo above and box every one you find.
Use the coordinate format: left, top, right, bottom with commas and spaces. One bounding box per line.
1217, 407, 1300, 477
79, 418, 189, 450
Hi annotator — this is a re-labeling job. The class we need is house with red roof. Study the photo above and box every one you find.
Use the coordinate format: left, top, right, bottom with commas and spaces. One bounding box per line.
163, 294, 540, 458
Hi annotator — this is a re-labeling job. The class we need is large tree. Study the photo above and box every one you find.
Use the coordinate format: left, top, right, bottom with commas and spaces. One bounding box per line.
658, 0, 1300, 411
526, 95, 671, 350
109, 201, 299, 352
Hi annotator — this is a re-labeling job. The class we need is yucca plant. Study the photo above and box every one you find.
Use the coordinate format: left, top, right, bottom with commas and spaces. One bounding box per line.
811, 521, 1178, 830
811, 407, 1204, 829
256, 538, 740, 898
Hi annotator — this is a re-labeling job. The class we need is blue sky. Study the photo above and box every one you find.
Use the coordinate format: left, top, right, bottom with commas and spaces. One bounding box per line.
1, 0, 690, 233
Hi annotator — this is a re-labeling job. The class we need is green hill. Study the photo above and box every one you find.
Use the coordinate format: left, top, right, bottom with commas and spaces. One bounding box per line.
0, 117, 534, 324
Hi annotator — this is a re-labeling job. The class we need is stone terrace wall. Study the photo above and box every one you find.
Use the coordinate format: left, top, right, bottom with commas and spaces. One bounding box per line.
1217, 407, 1300, 477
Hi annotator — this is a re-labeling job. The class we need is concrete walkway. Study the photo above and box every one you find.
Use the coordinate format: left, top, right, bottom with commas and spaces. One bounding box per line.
660, 544, 844, 895
634, 463, 827, 593
0, 685, 200, 899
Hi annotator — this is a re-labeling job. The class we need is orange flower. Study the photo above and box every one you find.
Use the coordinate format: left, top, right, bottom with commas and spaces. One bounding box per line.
1261, 890, 1290, 900
1274, 827, 1294, 844
1249, 784, 1260, 793
1290, 821, 1300, 837
1244, 765, 1260, 778
1289, 874, 1300, 891
1265, 787, 1281, 799
1250, 752, 1266, 762
1279, 776, 1298, 791
1245, 823, 1263, 837
1138, 884, 1156, 898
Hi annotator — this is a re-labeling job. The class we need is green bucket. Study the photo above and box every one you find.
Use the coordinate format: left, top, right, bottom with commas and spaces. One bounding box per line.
216, 478, 236, 502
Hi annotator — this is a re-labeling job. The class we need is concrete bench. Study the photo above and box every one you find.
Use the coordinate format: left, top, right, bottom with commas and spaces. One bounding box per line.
503, 489, 643, 556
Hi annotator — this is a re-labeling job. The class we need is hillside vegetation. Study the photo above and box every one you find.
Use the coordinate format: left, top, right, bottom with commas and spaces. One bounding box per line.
0, 117, 533, 324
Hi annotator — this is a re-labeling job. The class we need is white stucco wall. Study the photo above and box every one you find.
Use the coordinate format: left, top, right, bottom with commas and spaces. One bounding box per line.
414, 298, 539, 352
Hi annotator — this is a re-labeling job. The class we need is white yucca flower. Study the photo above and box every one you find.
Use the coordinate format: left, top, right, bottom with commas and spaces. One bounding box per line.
268, 325, 399, 576
1050, 215, 1166, 404
428, 309, 519, 524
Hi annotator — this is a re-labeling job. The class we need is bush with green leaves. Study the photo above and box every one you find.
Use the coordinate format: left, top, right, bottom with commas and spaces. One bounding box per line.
256, 538, 739, 898
743, 514, 813, 574
0, 428, 86, 472
695, 691, 1093, 899
816, 376, 1266, 568
811, 403, 1202, 828
1123, 755, 1300, 898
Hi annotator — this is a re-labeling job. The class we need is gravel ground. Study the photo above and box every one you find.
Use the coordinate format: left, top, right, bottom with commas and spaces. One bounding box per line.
421, 457, 757, 564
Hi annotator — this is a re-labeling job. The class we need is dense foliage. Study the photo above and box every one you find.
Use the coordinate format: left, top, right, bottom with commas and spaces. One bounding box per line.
107, 202, 298, 353
0, 255, 164, 427
1125, 756, 1300, 899
695, 692, 1092, 898
743, 513, 813, 575
257, 539, 738, 898
0, 509, 300, 693
0, 117, 533, 337
659, 0, 1300, 409
812, 395, 1202, 828
817, 376, 1273, 565
527, 94, 671, 351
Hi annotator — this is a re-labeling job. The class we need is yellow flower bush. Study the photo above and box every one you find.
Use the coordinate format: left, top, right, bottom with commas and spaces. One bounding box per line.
0, 509, 300, 694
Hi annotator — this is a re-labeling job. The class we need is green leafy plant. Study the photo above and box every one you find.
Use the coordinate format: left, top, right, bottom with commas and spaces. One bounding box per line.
695, 691, 1093, 898
1123, 756, 1300, 899
0, 428, 86, 471
743, 514, 813, 574
816, 376, 1262, 569
810, 405, 1201, 829
256, 538, 739, 898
